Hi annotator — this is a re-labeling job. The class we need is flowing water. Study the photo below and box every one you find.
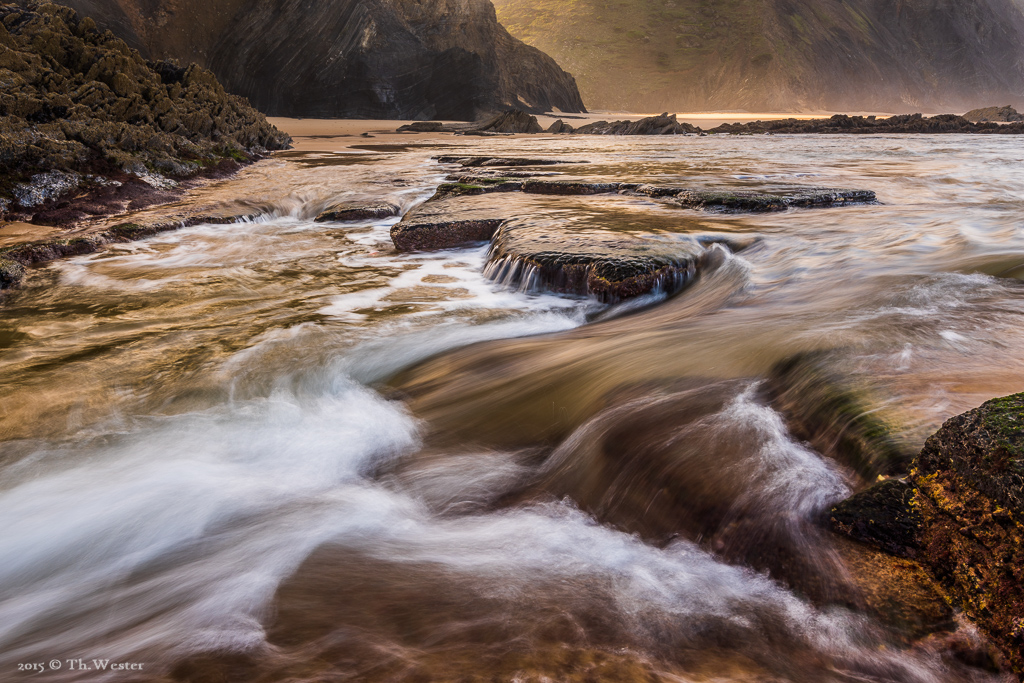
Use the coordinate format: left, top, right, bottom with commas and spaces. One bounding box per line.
1, 133, 1023, 682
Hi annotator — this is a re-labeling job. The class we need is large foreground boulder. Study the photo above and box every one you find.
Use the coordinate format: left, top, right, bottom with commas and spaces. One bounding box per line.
831, 392, 1024, 674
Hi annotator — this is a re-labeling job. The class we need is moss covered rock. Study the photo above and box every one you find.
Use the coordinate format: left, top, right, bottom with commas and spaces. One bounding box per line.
830, 392, 1024, 675
0, 2, 289, 219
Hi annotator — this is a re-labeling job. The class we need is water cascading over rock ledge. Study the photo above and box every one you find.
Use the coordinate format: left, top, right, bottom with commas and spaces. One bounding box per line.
830, 393, 1024, 675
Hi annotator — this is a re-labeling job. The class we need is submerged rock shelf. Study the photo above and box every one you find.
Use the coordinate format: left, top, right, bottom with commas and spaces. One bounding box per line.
391, 166, 878, 303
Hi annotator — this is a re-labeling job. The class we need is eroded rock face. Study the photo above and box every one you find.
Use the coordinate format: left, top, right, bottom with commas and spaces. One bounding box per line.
0, 2, 289, 220
830, 393, 1024, 674
53, 0, 586, 120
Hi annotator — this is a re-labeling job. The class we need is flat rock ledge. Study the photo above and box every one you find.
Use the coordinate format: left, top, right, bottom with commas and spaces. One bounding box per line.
486, 222, 705, 302
830, 393, 1024, 675
390, 197, 504, 251
314, 203, 399, 223
0, 211, 259, 290
434, 156, 587, 168
427, 173, 877, 211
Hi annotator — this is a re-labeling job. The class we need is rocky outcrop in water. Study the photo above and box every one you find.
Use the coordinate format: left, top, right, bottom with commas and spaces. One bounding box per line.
830, 392, 1024, 675
0, 2, 289, 226
575, 113, 699, 135
475, 109, 543, 133
315, 202, 399, 223
391, 195, 505, 251
964, 106, 1023, 123
53, 0, 586, 120
391, 168, 876, 302
709, 114, 1024, 135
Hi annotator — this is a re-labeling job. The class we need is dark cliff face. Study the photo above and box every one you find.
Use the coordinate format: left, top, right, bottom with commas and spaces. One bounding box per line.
50, 0, 586, 119
493, 0, 1024, 114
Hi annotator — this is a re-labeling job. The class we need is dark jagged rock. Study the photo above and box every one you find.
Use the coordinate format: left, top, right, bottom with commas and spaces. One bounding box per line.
54, 0, 586, 120
314, 203, 399, 223
474, 109, 543, 133
486, 219, 702, 302
830, 479, 923, 558
545, 119, 574, 134
0, 2, 289, 223
829, 392, 1024, 675
575, 113, 699, 135
0, 256, 25, 287
391, 196, 504, 251
963, 106, 1023, 123
435, 156, 585, 167
710, 113, 1024, 135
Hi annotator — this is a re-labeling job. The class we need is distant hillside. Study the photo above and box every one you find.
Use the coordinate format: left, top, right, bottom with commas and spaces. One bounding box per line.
492, 0, 1024, 113
52, 0, 586, 119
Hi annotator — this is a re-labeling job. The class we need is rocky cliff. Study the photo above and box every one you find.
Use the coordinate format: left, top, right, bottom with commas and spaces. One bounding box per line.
52, 0, 586, 119
0, 1, 289, 223
492, 0, 1024, 114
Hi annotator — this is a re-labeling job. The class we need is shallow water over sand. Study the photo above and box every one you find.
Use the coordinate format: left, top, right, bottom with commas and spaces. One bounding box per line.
1, 132, 1023, 681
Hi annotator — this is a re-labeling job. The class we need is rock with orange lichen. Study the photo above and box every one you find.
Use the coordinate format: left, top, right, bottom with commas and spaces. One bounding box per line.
831, 392, 1024, 675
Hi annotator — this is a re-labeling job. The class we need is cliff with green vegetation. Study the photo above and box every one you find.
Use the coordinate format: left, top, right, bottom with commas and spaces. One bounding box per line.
492, 0, 1024, 113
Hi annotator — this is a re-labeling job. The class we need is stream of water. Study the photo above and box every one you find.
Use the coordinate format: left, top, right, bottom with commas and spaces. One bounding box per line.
1, 133, 1023, 682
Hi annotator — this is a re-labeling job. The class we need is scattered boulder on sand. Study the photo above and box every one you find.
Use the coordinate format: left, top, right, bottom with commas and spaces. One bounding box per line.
474, 109, 544, 134
830, 392, 1024, 674
546, 119, 575, 134
575, 113, 699, 135
314, 203, 400, 223
395, 121, 446, 133
963, 106, 1023, 123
